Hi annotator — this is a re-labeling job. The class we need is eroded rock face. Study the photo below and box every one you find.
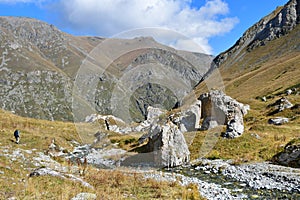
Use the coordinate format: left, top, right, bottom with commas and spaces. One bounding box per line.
200, 116, 218, 130
141, 121, 190, 167
199, 90, 249, 138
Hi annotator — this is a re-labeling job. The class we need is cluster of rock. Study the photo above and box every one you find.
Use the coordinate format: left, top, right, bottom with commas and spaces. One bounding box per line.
135, 90, 249, 167
134, 106, 167, 132
171, 100, 201, 132
133, 105, 194, 168
139, 121, 190, 168
83, 90, 249, 168
267, 97, 294, 125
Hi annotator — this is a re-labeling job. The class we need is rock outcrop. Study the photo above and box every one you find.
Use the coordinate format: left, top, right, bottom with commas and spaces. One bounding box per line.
272, 138, 300, 168
199, 90, 249, 138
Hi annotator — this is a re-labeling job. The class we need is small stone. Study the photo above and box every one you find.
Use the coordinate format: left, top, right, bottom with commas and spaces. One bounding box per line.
71, 193, 97, 200
268, 117, 289, 125
286, 89, 292, 95
239, 183, 247, 187
251, 133, 261, 139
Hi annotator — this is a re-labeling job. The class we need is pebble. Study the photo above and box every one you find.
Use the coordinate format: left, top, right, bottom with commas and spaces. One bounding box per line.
71, 193, 97, 200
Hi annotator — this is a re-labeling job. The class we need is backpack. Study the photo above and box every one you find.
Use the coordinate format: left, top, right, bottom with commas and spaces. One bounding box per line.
14, 130, 20, 137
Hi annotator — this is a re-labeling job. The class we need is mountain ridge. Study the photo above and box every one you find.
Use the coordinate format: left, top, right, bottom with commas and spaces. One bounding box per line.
214, 0, 299, 68
197, 0, 300, 99
0, 16, 213, 122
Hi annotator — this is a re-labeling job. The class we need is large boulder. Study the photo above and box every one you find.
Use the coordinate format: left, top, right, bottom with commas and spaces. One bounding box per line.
272, 138, 300, 168
139, 121, 190, 167
172, 100, 201, 133
199, 90, 249, 138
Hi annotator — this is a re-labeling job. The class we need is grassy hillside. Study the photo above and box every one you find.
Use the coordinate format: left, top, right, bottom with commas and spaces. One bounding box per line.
0, 110, 202, 199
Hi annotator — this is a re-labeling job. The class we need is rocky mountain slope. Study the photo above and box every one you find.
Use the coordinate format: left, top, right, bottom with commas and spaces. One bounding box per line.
0, 16, 213, 122
197, 0, 300, 101
212, 0, 300, 70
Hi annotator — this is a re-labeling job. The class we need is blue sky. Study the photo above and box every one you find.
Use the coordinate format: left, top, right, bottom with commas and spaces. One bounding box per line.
0, 0, 288, 55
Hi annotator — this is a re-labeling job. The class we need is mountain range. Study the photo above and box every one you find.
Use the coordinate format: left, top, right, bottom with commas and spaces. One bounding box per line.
0, 17, 212, 122
0, 0, 299, 124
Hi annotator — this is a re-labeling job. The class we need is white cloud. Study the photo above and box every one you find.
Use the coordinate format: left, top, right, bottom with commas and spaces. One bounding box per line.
54, 0, 238, 54
7, 0, 238, 54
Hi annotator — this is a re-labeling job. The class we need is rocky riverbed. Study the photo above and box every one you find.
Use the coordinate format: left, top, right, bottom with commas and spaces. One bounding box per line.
163, 159, 300, 199
64, 144, 300, 199
143, 161, 300, 199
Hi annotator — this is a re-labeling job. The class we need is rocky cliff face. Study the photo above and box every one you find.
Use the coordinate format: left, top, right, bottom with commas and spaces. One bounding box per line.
0, 17, 213, 122
209, 0, 300, 71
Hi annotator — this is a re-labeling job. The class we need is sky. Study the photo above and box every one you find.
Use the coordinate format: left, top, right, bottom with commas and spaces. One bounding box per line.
0, 0, 289, 55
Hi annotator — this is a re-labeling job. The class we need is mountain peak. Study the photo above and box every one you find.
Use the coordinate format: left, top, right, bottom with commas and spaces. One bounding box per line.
213, 0, 300, 67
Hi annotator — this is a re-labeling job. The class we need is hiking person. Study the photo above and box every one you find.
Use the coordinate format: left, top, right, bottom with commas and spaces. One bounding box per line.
14, 129, 20, 144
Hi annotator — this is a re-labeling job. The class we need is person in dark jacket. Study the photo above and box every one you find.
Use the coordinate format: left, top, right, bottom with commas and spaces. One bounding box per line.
14, 130, 20, 144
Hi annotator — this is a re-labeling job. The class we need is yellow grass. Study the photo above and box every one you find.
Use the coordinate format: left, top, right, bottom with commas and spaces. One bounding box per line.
0, 109, 204, 199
